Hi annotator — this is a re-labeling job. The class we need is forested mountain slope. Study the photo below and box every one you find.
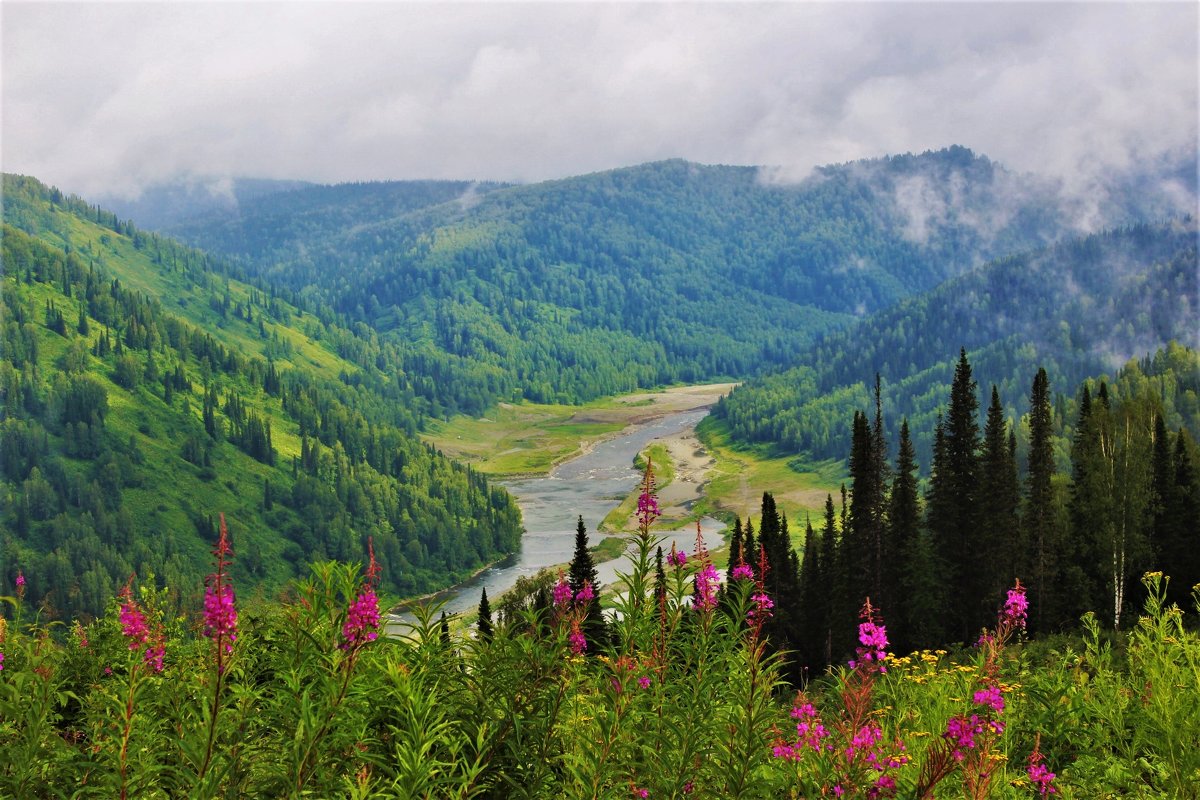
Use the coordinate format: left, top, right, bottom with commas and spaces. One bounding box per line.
715, 219, 1200, 466
149, 147, 1094, 415
0, 175, 522, 617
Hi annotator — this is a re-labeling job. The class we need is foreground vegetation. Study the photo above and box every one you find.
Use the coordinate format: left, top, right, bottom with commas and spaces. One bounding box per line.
1, 490, 1197, 798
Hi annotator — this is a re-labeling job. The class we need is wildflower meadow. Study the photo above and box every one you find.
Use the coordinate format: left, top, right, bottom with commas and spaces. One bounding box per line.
1, 475, 1198, 798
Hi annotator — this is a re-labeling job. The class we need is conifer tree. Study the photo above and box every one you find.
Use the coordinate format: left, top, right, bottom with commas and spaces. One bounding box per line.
819, 494, 840, 667
887, 418, 921, 652
930, 349, 981, 642
477, 588, 493, 643
797, 517, 821, 676
654, 546, 667, 607
977, 385, 1020, 630
1024, 367, 1058, 633
1164, 429, 1200, 609
568, 515, 605, 648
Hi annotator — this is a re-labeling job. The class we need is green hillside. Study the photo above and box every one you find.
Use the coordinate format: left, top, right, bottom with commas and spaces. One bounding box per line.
155, 147, 1085, 416
0, 175, 522, 617
715, 219, 1200, 467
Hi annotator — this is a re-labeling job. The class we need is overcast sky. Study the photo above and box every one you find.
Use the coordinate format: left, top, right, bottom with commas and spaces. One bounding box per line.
3, 2, 1197, 198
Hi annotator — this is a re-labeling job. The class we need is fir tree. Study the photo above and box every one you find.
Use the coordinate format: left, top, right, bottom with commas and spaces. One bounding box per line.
977, 385, 1020, 630
887, 418, 921, 652
477, 588, 493, 643
568, 515, 605, 648
1023, 367, 1058, 633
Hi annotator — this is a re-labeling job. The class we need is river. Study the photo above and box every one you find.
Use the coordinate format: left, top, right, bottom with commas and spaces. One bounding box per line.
394, 407, 725, 622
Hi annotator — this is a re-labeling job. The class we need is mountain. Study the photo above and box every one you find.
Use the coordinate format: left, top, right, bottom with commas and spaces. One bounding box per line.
94, 177, 316, 231
1, 175, 522, 617
146, 147, 1102, 416
713, 219, 1200, 467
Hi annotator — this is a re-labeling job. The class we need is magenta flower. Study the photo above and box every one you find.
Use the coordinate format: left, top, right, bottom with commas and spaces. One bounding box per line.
1027, 746, 1058, 796
0, 652, 5, 671
693, 563, 720, 612
1001, 581, 1029, 631
668, 548, 687, 567
943, 715, 982, 761
15, 572, 24, 587
568, 620, 587, 655
731, 563, 754, 581
120, 600, 150, 649
749, 591, 774, 623
632, 787, 649, 799
973, 684, 1005, 715
636, 460, 659, 529
341, 587, 381, 649
575, 581, 595, 604
851, 603, 889, 672
205, 513, 238, 663
638, 675, 652, 689
144, 642, 165, 673
552, 574, 573, 608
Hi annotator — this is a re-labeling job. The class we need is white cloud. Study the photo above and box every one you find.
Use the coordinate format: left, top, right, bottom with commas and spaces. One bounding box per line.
2, 2, 1195, 199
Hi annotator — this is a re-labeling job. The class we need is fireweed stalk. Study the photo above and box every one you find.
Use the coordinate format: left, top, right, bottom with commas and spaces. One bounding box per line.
575, 461, 662, 795
292, 540, 382, 794
196, 513, 237, 784
773, 599, 909, 798
915, 580, 1036, 799
115, 579, 164, 800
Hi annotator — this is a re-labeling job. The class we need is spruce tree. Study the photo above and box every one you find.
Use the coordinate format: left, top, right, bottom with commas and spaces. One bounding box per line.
977, 385, 1020, 629
887, 418, 921, 652
943, 349, 981, 641
798, 517, 822, 677
1066, 383, 1106, 623
1164, 429, 1200, 609
568, 515, 606, 648
1024, 368, 1058, 633
819, 494, 840, 667
477, 588, 494, 643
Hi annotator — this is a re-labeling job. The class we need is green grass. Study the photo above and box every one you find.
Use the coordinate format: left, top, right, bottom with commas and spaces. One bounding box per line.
694, 416, 844, 546
600, 443, 678, 532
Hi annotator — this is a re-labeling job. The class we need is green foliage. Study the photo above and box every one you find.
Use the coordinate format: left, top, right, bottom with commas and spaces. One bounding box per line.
0, 175, 522, 615
155, 148, 1084, 416
0, 541, 1197, 797
717, 220, 1199, 468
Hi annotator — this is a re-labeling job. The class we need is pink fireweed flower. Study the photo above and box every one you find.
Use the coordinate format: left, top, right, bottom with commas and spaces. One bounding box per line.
552, 574, 573, 608
205, 513, 238, 661
638, 675, 652, 689
73, 621, 89, 649
749, 591, 774, 622
341, 586, 381, 649
731, 563, 754, 581
693, 563, 720, 612
144, 641, 165, 673
1001, 580, 1029, 631
1027, 743, 1058, 797
0, 652, 4, 671
973, 684, 1005, 715
203, 584, 238, 654
632, 787, 649, 799
575, 581, 595, 604
15, 572, 24, 588
668, 547, 687, 567
568, 618, 587, 655
850, 600, 889, 672
120, 598, 150, 650
943, 715, 982, 761
636, 460, 660, 529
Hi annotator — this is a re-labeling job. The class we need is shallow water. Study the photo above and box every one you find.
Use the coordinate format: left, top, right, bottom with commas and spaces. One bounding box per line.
394, 407, 725, 623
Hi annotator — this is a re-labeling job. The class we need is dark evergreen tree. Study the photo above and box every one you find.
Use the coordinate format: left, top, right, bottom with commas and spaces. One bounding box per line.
887, 418, 921, 653
977, 385, 1020, 629
440, 612, 451, 647
1023, 367, 1059, 633
819, 494, 840, 667
797, 517, 822, 680
477, 588, 493, 643
1164, 429, 1200, 609
568, 515, 606, 649
654, 546, 667, 607
932, 348, 981, 642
